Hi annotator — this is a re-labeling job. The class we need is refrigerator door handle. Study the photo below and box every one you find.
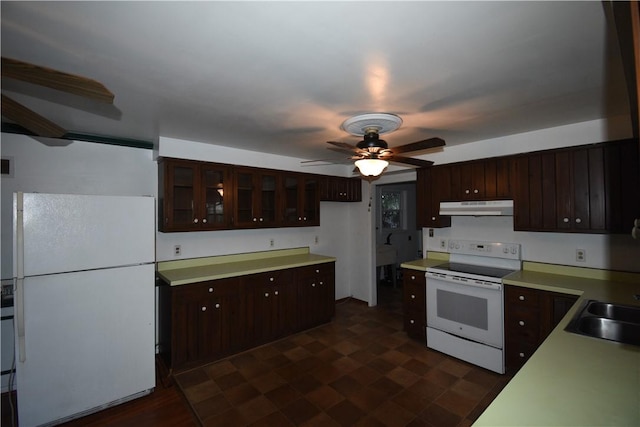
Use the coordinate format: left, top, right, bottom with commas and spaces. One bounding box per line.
16, 277, 25, 362
15, 192, 26, 362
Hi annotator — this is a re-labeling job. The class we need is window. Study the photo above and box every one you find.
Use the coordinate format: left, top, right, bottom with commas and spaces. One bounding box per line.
381, 190, 403, 229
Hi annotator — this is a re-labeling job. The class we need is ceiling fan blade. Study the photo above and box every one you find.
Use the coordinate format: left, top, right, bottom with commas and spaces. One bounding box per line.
387, 155, 434, 168
1, 57, 114, 103
389, 137, 445, 154
327, 146, 366, 157
1, 94, 66, 137
326, 140, 359, 152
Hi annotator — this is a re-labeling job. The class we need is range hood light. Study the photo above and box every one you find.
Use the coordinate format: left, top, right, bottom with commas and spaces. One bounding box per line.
355, 158, 389, 177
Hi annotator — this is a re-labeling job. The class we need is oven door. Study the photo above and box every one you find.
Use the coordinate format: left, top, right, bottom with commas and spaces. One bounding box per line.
426, 272, 503, 348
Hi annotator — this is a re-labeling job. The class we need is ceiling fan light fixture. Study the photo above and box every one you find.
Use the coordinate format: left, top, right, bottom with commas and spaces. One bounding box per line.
355, 158, 389, 177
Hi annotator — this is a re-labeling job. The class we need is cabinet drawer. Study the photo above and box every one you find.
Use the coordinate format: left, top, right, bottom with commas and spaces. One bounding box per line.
505, 286, 540, 308
404, 308, 426, 339
174, 278, 239, 300
296, 263, 334, 279
404, 288, 425, 309
506, 340, 538, 367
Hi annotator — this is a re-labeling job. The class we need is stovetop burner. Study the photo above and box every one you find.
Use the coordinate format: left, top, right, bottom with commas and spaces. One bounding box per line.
429, 262, 516, 280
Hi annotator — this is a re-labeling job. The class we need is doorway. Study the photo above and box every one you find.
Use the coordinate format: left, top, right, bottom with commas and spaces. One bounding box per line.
375, 181, 420, 307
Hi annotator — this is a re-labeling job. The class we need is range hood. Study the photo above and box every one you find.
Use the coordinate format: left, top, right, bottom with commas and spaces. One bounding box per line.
439, 200, 514, 216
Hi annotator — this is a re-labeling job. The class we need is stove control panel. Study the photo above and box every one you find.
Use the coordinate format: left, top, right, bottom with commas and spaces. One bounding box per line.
447, 239, 520, 260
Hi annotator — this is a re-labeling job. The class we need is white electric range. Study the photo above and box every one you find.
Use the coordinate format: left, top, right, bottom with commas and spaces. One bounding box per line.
426, 239, 521, 374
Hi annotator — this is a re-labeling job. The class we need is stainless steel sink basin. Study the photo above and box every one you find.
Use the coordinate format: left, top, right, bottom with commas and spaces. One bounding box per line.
565, 300, 640, 346
586, 302, 640, 323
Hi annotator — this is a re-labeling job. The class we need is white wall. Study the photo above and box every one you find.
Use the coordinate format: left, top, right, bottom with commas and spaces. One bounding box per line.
424, 216, 639, 272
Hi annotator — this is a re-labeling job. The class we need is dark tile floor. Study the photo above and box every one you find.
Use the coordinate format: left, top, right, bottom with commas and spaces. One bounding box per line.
175, 284, 511, 426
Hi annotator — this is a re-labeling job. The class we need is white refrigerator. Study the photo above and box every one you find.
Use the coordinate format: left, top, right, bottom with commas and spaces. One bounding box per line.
13, 192, 156, 427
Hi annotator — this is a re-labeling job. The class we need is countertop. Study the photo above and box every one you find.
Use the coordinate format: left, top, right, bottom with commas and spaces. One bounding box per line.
400, 252, 449, 271
474, 262, 640, 426
157, 247, 336, 286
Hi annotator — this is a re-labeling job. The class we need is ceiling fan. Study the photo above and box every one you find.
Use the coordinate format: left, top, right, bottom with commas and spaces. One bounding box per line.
322, 113, 445, 177
1, 57, 114, 138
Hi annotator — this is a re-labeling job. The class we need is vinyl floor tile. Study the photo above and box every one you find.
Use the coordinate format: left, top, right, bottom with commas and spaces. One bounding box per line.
175, 290, 511, 426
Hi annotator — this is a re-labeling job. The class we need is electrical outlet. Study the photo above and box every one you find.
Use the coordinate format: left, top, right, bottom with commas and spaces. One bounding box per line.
270, 238, 275, 247
174, 245, 181, 256
314, 235, 319, 245
440, 239, 446, 249
576, 248, 586, 262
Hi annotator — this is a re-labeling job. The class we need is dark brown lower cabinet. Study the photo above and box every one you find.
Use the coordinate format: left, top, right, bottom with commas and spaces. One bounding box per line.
241, 270, 296, 346
402, 269, 426, 340
296, 263, 336, 331
159, 278, 240, 371
159, 262, 336, 372
504, 285, 578, 373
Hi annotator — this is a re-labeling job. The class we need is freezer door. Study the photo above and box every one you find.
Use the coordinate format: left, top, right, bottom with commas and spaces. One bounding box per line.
15, 193, 154, 276
15, 264, 155, 427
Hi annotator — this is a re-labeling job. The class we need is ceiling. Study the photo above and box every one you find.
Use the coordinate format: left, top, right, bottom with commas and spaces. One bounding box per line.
0, 1, 632, 166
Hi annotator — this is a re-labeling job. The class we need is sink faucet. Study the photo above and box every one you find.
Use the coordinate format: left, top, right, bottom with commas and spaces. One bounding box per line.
385, 233, 392, 245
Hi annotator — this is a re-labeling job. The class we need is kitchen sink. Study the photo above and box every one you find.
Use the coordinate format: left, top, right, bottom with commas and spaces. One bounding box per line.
565, 300, 640, 346
586, 302, 640, 323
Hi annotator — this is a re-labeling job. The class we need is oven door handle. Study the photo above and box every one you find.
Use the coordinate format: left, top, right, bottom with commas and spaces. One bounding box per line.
426, 272, 502, 291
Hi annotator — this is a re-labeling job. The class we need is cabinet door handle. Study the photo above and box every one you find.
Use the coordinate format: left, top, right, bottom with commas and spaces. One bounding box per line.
519, 320, 525, 326
264, 292, 269, 297
274, 290, 279, 296
465, 189, 470, 194
319, 281, 324, 285
431, 216, 436, 221
411, 294, 415, 299
202, 218, 207, 223
269, 277, 274, 282
575, 218, 582, 224
193, 218, 199, 224
315, 269, 320, 273
312, 283, 316, 287
410, 319, 415, 324
473, 189, 479, 194
411, 275, 415, 280
519, 295, 525, 301
215, 303, 220, 309
298, 217, 302, 221
303, 217, 307, 221
563, 217, 570, 223
260, 217, 264, 222
253, 217, 258, 222
208, 287, 214, 293
201, 306, 207, 311
519, 352, 525, 358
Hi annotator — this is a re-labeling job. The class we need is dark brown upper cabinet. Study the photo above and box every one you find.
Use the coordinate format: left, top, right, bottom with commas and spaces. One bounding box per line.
450, 157, 512, 201
319, 176, 362, 202
416, 166, 452, 229
281, 173, 320, 227
512, 139, 638, 234
233, 167, 280, 228
159, 158, 233, 232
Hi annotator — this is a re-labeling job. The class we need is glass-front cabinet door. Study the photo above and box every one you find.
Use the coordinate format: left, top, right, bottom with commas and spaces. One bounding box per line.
161, 159, 198, 231
281, 174, 319, 227
201, 164, 233, 229
160, 158, 233, 232
234, 168, 279, 228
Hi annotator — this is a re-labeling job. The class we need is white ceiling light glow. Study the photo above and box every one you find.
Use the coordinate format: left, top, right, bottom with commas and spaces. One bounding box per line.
354, 158, 389, 177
